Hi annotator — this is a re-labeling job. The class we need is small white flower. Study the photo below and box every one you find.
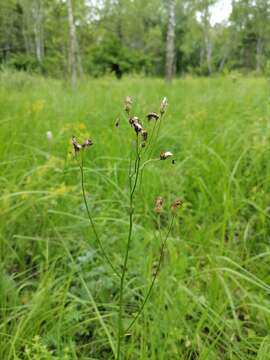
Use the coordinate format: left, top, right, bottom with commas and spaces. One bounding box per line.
46, 131, 53, 142
160, 97, 168, 114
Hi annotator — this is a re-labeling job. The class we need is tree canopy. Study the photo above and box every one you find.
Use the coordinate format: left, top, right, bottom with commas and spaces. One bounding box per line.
1, 0, 270, 78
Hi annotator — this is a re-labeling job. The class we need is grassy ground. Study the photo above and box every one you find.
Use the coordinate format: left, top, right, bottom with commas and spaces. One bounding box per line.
1, 71, 270, 359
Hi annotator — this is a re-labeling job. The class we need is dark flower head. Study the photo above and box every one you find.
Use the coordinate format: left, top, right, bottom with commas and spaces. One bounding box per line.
160, 151, 173, 160
133, 122, 143, 133
141, 129, 148, 141
72, 136, 82, 152
124, 96, 133, 114
129, 117, 143, 134
72, 136, 93, 153
82, 139, 93, 148
171, 198, 184, 213
155, 196, 163, 214
147, 112, 160, 121
129, 116, 139, 125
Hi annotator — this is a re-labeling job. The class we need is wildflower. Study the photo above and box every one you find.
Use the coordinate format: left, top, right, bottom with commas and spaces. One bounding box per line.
79, 123, 86, 130
129, 116, 139, 126
160, 151, 173, 160
72, 136, 93, 153
46, 131, 53, 142
147, 112, 160, 121
133, 122, 143, 134
124, 96, 133, 114
30, 99, 45, 113
129, 117, 143, 134
141, 129, 148, 141
160, 97, 168, 115
171, 198, 184, 213
82, 139, 93, 148
72, 136, 82, 152
155, 196, 163, 214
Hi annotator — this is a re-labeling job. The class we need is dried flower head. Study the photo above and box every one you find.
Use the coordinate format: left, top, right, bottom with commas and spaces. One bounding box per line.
72, 136, 82, 152
133, 122, 143, 134
129, 116, 139, 125
82, 139, 93, 148
147, 112, 160, 121
141, 129, 148, 142
72, 136, 93, 153
171, 198, 184, 213
160, 97, 168, 115
160, 151, 173, 160
129, 117, 143, 134
124, 96, 133, 114
155, 196, 163, 214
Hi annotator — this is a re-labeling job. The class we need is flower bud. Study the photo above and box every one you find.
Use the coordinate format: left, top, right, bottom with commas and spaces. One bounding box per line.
160, 151, 173, 160
155, 196, 163, 214
160, 97, 168, 115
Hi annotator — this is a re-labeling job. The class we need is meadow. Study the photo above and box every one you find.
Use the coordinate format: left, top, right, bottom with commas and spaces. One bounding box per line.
1, 70, 270, 360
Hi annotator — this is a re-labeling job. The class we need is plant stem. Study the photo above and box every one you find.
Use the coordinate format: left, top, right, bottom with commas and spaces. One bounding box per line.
116, 136, 141, 360
79, 154, 120, 278
147, 113, 164, 160
125, 214, 175, 333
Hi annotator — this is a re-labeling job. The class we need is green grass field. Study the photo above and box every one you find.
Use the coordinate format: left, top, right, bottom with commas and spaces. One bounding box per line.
1, 71, 270, 359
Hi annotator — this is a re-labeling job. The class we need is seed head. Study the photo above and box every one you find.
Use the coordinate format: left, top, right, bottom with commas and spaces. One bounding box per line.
72, 136, 82, 152
155, 196, 163, 214
129, 116, 139, 125
72, 136, 93, 153
147, 112, 160, 121
141, 129, 148, 141
160, 151, 173, 160
171, 198, 184, 213
160, 97, 168, 115
124, 96, 133, 114
82, 139, 93, 148
134, 122, 143, 134
129, 117, 143, 134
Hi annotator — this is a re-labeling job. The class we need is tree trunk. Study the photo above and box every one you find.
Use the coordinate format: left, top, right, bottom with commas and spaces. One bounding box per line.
256, 37, 263, 74
204, 32, 212, 75
201, 5, 212, 76
33, 0, 44, 62
219, 30, 235, 73
165, 0, 176, 81
67, 0, 83, 87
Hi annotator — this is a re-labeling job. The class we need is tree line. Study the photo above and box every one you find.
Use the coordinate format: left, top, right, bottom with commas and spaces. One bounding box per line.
1, 0, 270, 80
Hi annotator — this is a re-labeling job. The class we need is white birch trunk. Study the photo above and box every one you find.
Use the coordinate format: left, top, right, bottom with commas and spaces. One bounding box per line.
67, 0, 83, 87
33, 0, 44, 62
204, 32, 212, 75
165, 0, 176, 81
256, 37, 263, 74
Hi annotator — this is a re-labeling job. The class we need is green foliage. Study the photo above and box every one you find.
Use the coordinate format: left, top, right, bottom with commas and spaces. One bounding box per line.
265, 60, 270, 77
7, 53, 40, 72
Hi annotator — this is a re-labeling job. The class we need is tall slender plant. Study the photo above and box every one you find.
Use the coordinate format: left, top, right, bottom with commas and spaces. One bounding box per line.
73, 96, 182, 359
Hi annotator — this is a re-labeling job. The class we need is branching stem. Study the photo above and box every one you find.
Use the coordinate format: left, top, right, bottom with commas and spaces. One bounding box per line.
116, 135, 141, 360
125, 215, 175, 333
